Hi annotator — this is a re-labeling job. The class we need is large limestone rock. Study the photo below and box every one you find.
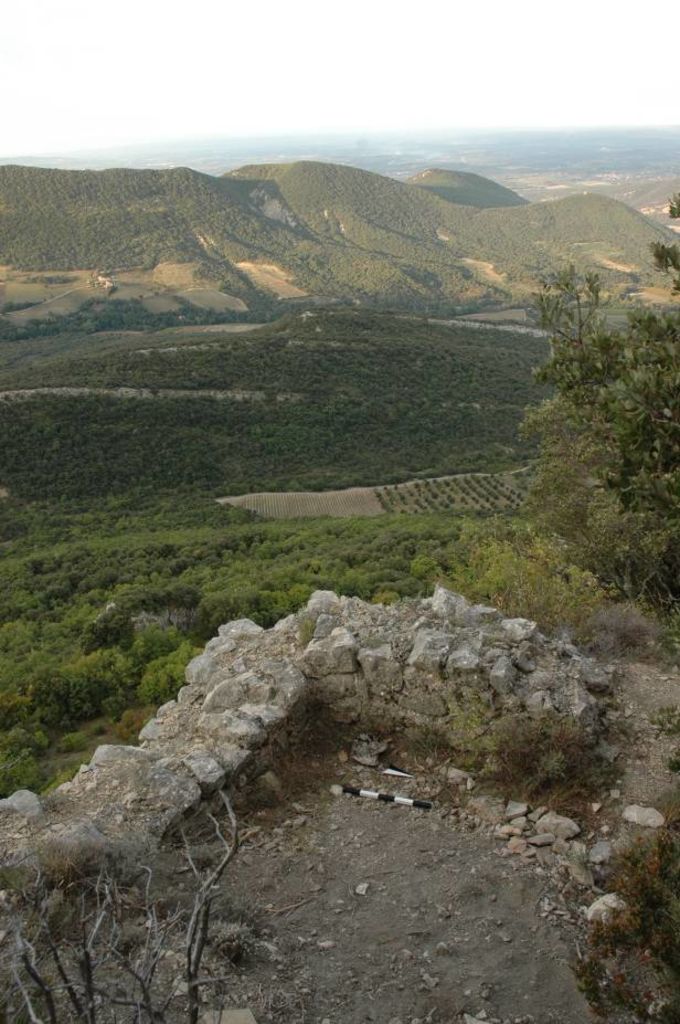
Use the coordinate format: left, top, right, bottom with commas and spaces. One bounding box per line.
313, 613, 339, 639
199, 709, 269, 748
445, 640, 481, 676
501, 618, 538, 643
185, 651, 224, 688
358, 644, 403, 693
203, 671, 278, 713
407, 629, 453, 674
306, 590, 342, 617
90, 744, 156, 767
622, 804, 665, 828
0, 789, 43, 820
301, 627, 358, 677
68, 750, 202, 840
555, 678, 599, 729
534, 811, 581, 840
586, 893, 626, 924
259, 659, 308, 708
186, 619, 263, 690
489, 655, 516, 695
139, 718, 163, 741
182, 750, 227, 793
431, 585, 470, 624
217, 618, 264, 641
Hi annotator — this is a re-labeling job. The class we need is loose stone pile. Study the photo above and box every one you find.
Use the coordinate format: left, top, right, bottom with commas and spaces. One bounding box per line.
0, 585, 664, 896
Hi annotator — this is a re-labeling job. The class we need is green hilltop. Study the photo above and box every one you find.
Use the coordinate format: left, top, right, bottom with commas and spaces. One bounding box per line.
0, 161, 673, 312
407, 168, 528, 208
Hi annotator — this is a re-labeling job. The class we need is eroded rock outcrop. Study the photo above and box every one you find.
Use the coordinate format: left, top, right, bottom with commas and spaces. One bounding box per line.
0, 585, 613, 864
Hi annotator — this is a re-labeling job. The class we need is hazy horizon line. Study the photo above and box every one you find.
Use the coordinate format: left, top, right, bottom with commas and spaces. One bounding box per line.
3, 123, 680, 162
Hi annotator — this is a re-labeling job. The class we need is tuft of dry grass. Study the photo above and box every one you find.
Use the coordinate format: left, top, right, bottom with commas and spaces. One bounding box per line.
587, 602, 660, 658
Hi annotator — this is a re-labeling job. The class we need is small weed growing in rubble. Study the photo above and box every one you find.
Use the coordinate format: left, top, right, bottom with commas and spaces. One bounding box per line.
405, 723, 455, 762
298, 616, 316, 646
659, 783, 680, 826
651, 709, 680, 772
653, 705, 680, 736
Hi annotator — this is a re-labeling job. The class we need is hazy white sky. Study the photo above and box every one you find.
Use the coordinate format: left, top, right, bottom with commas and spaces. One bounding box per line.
2, 0, 678, 156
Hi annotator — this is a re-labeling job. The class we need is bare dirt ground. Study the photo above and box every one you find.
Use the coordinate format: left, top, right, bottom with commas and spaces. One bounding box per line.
213, 790, 590, 1024
595, 256, 638, 274
169, 729, 596, 1024
160, 659, 680, 1024
617, 661, 680, 808
459, 259, 507, 285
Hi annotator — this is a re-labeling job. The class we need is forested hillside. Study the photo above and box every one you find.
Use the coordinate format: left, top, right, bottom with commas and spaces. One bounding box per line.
0, 311, 548, 499
408, 168, 528, 207
0, 161, 673, 312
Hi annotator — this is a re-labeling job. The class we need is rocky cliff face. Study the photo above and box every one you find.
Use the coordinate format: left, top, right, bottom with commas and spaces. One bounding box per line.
0, 586, 614, 863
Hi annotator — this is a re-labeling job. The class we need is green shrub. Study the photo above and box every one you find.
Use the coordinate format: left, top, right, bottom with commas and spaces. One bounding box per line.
577, 817, 680, 1022
81, 603, 134, 652
410, 554, 440, 583
0, 748, 41, 798
43, 761, 86, 792
446, 521, 607, 638
652, 706, 680, 736
136, 641, 196, 706
487, 712, 610, 805
663, 609, 680, 659
57, 731, 88, 753
115, 708, 152, 743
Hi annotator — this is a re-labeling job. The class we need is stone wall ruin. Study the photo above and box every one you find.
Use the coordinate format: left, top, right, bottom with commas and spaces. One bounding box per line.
0, 586, 614, 863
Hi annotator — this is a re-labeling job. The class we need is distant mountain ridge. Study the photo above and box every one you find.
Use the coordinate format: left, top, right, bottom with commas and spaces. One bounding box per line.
0, 160, 673, 312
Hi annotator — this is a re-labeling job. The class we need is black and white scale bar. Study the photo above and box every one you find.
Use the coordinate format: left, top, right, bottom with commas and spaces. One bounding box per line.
331, 783, 432, 810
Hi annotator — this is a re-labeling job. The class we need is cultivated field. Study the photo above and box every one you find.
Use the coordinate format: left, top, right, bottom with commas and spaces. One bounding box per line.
454, 307, 531, 324
218, 470, 531, 519
236, 260, 308, 298
176, 288, 247, 311
7, 287, 95, 320
0, 262, 251, 320
378, 470, 530, 514
218, 487, 384, 518
140, 294, 183, 313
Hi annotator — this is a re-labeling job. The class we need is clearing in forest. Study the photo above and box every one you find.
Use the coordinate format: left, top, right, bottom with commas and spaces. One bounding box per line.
236, 260, 308, 298
459, 258, 507, 284
595, 255, 639, 273
6, 287, 95, 320
176, 288, 248, 311
218, 487, 385, 519
218, 470, 531, 519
